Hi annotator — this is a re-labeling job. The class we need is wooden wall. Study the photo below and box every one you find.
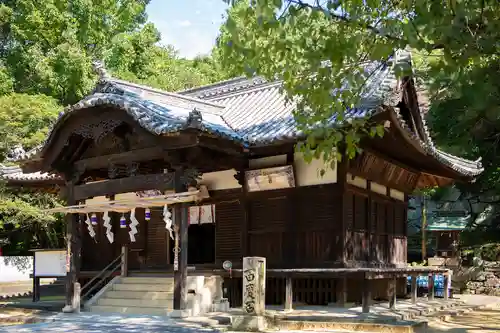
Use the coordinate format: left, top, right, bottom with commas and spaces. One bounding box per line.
344, 186, 407, 267
81, 182, 407, 272
215, 184, 343, 268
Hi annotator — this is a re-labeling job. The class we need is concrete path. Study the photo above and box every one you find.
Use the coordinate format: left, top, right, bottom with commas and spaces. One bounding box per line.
2, 294, 500, 332
0, 321, 222, 333
0, 312, 225, 333
428, 305, 500, 333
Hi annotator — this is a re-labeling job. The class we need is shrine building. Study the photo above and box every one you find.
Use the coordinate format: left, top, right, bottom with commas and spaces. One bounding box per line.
7, 50, 483, 315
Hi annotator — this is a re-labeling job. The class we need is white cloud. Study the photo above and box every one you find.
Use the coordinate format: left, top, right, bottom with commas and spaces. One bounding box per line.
177, 20, 192, 27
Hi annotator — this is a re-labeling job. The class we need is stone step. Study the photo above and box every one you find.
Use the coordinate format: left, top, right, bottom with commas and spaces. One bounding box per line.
104, 290, 174, 300
98, 297, 173, 308
90, 305, 171, 316
121, 277, 174, 284
113, 283, 174, 292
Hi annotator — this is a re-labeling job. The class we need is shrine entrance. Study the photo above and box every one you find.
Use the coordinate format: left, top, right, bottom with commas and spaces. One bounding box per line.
187, 204, 215, 265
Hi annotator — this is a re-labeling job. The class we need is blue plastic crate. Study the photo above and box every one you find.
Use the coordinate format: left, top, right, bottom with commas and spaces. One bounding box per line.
406, 274, 450, 297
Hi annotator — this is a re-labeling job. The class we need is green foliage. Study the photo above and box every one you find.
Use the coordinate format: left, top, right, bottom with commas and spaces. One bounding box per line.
1, 0, 228, 104
461, 243, 500, 261
478, 244, 500, 261
427, 59, 500, 195
0, 1, 231, 254
0, 93, 62, 160
409, 260, 427, 267
0, 182, 62, 228
0, 181, 64, 252
1, 0, 151, 104
219, 0, 498, 166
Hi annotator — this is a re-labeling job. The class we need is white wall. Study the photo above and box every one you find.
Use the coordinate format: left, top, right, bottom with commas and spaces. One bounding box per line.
0, 256, 33, 282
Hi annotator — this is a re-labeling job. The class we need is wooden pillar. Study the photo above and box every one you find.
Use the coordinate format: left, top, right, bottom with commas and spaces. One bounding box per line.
173, 169, 189, 311
173, 204, 189, 310
240, 168, 250, 258
389, 276, 397, 310
410, 275, 417, 304
287, 153, 298, 267
121, 245, 129, 277
64, 182, 81, 309
362, 275, 371, 313
421, 196, 427, 262
428, 273, 435, 300
32, 277, 40, 302
366, 181, 373, 262
435, 232, 439, 254
284, 276, 293, 312
336, 277, 347, 307
241, 199, 250, 258
338, 157, 348, 264
32, 253, 40, 302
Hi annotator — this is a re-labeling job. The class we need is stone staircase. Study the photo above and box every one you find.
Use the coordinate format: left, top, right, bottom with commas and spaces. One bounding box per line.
88, 277, 174, 316
85, 275, 227, 317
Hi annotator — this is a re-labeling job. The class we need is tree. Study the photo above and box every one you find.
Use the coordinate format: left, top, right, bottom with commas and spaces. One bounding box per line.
0, 0, 231, 104
0, 93, 62, 160
0, 181, 64, 254
218, 0, 497, 164
0, 1, 231, 255
0, 93, 63, 253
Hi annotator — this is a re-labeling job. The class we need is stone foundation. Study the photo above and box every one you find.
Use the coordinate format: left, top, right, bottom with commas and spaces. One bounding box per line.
455, 260, 500, 296
465, 269, 500, 295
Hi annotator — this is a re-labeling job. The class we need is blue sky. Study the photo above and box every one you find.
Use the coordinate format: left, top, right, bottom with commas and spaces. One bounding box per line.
146, 0, 229, 59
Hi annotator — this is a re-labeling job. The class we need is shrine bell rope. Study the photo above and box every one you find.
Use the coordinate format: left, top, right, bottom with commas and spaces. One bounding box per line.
44, 190, 200, 214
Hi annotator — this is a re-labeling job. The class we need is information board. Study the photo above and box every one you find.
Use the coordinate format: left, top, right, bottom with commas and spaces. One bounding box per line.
34, 250, 67, 277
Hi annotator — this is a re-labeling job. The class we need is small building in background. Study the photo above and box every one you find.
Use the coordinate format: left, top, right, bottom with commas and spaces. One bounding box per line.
426, 210, 469, 267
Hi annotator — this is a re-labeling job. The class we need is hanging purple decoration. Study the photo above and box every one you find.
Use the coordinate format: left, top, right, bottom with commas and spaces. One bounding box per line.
120, 214, 127, 228
90, 213, 98, 226
145, 208, 151, 221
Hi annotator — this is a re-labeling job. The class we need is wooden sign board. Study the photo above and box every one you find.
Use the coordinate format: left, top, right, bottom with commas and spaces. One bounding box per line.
245, 165, 295, 192
188, 205, 215, 224
34, 250, 67, 277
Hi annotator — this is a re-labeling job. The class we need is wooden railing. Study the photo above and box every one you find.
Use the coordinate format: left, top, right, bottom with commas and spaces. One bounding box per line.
80, 245, 128, 303
222, 266, 451, 314
278, 269, 451, 314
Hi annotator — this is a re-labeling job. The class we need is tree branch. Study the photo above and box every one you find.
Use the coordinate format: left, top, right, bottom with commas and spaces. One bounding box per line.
287, 0, 444, 50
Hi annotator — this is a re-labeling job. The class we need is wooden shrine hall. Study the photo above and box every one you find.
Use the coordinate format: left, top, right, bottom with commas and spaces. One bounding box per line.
10, 50, 483, 314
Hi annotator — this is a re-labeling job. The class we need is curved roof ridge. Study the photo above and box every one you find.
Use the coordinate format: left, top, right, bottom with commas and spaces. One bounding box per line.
178, 76, 249, 94
179, 76, 269, 99
107, 78, 225, 109
209, 80, 284, 101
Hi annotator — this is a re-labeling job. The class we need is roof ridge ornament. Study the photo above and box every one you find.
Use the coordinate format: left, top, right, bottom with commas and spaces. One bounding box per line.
6, 144, 26, 162
186, 108, 203, 129
92, 60, 111, 81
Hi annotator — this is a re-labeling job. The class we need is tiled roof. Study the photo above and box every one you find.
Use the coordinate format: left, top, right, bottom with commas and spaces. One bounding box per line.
11, 50, 483, 180
67, 93, 245, 144
44, 54, 401, 151
426, 215, 470, 231
57, 79, 246, 144
0, 164, 60, 182
181, 59, 401, 144
179, 51, 483, 176
180, 76, 269, 98
5, 145, 42, 162
393, 106, 483, 176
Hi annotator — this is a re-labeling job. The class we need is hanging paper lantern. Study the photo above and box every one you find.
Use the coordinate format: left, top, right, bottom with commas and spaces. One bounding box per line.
120, 214, 127, 228
145, 208, 151, 221
90, 213, 98, 226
